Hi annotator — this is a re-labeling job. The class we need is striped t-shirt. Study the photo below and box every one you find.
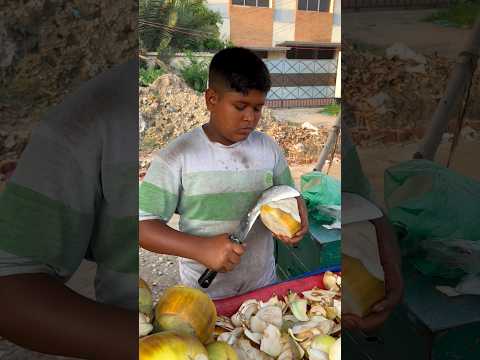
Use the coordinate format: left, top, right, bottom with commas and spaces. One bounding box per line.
0, 60, 138, 310
139, 127, 295, 299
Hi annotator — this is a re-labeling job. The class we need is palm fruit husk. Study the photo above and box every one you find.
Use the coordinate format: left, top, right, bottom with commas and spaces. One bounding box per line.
139, 278, 153, 318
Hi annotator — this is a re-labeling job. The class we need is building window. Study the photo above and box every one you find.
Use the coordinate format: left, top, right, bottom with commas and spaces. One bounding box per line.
298, 0, 330, 11
232, 0, 269, 7
252, 50, 268, 59
287, 47, 336, 60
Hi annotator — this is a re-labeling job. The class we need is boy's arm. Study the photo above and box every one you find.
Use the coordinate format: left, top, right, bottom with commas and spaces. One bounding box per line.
139, 220, 245, 273
0, 274, 136, 359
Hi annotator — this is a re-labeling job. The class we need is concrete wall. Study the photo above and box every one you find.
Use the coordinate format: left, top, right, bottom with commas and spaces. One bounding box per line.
272, 0, 296, 46
331, 0, 341, 43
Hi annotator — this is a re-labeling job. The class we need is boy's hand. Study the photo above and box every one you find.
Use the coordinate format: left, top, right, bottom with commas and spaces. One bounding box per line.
275, 196, 309, 246
200, 234, 246, 272
343, 216, 404, 332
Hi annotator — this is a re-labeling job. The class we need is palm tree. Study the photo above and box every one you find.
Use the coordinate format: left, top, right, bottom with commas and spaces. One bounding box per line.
139, 0, 222, 55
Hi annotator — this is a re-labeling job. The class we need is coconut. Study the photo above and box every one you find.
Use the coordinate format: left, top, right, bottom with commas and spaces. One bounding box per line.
139, 331, 208, 360
207, 341, 239, 360
154, 285, 217, 344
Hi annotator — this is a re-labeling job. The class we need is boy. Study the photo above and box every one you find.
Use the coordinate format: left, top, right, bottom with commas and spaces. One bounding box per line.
139, 47, 309, 299
0, 61, 137, 359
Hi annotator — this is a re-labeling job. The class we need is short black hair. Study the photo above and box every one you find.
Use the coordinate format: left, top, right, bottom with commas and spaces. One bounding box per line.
209, 47, 271, 95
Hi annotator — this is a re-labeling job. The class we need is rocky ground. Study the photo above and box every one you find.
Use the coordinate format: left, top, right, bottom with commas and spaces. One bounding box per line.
0, 0, 136, 191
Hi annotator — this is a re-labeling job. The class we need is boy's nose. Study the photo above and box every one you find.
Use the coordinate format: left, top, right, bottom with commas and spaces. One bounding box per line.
243, 108, 254, 123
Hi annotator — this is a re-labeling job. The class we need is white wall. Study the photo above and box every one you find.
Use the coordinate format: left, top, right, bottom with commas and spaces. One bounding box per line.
272, 0, 296, 46
331, 0, 341, 43
205, 0, 230, 40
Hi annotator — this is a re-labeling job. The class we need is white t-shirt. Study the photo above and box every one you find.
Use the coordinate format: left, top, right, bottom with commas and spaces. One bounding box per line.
139, 126, 295, 299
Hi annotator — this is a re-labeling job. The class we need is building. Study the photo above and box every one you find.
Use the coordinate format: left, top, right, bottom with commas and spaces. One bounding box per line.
206, 0, 341, 107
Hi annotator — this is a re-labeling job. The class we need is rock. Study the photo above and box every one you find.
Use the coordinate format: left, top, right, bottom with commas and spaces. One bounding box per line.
406, 64, 426, 74
386, 42, 427, 64
442, 133, 453, 144
301, 122, 319, 132
460, 126, 477, 141
366, 92, 391, 108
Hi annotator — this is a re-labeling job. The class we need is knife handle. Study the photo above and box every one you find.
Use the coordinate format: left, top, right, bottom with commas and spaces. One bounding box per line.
198, 234, 239, 288
198, 269, 217, 288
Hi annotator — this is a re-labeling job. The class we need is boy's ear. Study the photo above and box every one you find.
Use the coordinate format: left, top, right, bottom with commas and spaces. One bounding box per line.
205, 88, 219, 110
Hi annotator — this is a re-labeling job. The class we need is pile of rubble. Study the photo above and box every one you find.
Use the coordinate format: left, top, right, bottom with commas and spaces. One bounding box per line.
0, 0, 137, 189
343, 41, 480, 145
139, 73, 328, 176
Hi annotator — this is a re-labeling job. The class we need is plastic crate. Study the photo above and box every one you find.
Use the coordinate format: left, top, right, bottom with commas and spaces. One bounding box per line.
275, 232, 341, 280
214, 266, 340, 317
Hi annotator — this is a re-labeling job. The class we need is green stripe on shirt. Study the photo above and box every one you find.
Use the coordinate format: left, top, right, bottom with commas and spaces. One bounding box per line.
0, 182, 93, 275
139, 181, 178, 221
274, 166, 295, 188
180, 191, 263, 221
90, 215, 138, 274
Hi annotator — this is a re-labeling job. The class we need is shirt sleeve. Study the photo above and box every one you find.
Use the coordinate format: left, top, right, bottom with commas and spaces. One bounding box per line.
139, 151, 180, 222
0, 107, 99, 280
271, 139, 295, 188
341, 119, 375, 203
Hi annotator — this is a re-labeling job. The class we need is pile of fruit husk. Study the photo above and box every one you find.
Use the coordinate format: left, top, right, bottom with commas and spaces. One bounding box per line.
0, 0, 136, 190
343, 40, 480, 146
139, 271, 341, 360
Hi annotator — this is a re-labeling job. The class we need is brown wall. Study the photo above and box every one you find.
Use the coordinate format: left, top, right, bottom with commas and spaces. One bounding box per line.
229, 5, 274, 47
295, 11, 332, 42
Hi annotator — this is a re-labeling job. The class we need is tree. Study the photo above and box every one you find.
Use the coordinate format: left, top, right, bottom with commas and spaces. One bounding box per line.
139, 0, 224, 55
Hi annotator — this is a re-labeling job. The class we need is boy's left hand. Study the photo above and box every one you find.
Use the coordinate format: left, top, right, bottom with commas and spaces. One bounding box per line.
275, 196, 309, 246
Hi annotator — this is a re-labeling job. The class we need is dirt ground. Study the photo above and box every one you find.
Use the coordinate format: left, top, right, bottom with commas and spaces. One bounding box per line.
356, 141, 480, 210
343, 9, 470, 59
271, 107, 337, 127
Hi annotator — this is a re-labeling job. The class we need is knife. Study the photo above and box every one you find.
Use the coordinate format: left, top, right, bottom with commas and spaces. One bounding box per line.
198, 185, 300, 288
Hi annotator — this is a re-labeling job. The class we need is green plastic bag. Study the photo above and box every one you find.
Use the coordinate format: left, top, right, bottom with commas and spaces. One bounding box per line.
301, 172, 340, 225
385, 159, 480, 279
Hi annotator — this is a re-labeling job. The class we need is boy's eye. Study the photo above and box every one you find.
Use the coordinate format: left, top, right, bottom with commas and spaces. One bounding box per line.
234, 104, 246, 111
254, 107, 262, 112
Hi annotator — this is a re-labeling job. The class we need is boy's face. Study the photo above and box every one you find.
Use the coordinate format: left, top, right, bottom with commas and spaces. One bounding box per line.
205, 88, 266, 145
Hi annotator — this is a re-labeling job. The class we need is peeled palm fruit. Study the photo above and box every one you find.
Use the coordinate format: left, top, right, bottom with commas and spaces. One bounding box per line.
329, 337, 341, 360
139, 331, 208, 360
139, 278, 153, 318
342, 255, 385, 316
154, 285, 217, 344
260, 197, 301, 238
207, 341, 239, 360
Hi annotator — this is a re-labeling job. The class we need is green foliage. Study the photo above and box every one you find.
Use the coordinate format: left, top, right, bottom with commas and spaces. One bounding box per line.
180, 52, 209, 92
140, 0, 224, 56
424, 0, 480, 28
320, 103, 341, 116
139, 67, 164, 87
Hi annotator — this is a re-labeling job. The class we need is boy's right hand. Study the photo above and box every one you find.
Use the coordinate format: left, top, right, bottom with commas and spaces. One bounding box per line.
200, 234, 246, 272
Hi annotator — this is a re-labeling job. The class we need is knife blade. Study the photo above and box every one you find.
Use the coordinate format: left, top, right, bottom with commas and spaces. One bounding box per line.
198, 185, 301, 288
